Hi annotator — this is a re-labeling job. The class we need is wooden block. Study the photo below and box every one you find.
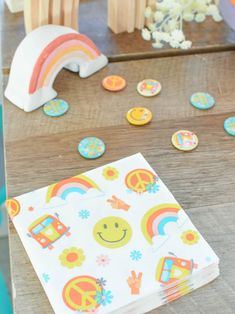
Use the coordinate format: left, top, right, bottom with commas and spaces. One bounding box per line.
108, 0, 121, 34
62, 0, 73, 27
135, 0, 147, 29
108, 0, 139, 34
61, 0, 79, 30
50, 0, 62, 25
127, 0, 136, 33
38, 0, 50, 27
24, 0, 39, 33
71, 0, 80, 30
24, 0, 32, 33
24, 0, 79, 33
108, 0, 128, 34
108, 0, 148, 34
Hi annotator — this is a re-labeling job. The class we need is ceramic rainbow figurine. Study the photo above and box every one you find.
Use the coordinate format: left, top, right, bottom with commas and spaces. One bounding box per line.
5, 25, 108, 112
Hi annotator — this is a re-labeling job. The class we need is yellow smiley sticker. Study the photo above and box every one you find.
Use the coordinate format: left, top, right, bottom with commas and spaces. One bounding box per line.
126, 107, 152, 126
93, 216, 132, 249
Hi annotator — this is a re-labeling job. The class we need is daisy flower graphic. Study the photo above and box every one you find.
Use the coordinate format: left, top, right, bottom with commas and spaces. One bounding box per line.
181, 230, 200, 245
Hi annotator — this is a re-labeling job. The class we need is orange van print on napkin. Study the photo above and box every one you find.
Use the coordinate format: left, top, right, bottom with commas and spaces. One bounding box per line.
27, 213, 71, 249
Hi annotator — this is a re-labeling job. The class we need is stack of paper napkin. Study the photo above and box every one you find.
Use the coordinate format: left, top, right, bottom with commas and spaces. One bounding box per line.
7, 153, 219, 314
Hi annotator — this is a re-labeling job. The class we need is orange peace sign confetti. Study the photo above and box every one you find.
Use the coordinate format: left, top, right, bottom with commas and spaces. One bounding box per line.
125, 169, 156, 193
102, 75, 126, 91
6, 198, 21, 217
62, 275, 102, 311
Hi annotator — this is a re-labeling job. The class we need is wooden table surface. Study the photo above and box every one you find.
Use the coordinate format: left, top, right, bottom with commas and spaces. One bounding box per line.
1, 0, 235, 68
2, 2, 235, 313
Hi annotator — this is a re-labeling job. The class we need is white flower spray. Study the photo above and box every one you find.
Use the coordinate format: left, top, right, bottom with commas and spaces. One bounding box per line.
142, 0, 223, 50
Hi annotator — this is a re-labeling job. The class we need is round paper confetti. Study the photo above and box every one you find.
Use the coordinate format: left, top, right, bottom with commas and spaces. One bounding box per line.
78, 137, 106, 159
224, 116, 235, 136
171, 130, 198, 151
137, 79, 161, 97
190, 92, 215, 110
126, 107, 152, 126
102, 75, 126, 92
43, 98, 69, 117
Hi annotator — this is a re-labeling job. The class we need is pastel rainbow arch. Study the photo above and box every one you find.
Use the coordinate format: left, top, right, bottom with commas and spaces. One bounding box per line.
29, 33, 101, 94
5, 25, 108, 112
46, 174, 101, 203
141, 204, 181, 244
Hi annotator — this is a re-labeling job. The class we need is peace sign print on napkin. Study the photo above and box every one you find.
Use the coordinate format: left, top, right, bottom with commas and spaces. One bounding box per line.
62, 275, 102, 311
125, 169, 156, 193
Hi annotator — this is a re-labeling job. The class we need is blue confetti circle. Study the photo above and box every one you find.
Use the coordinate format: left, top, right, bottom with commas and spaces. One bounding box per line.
224, 116, 235, 136
43, 98, 69, 117
190, 92, 215, 110
78, 137, 106, 159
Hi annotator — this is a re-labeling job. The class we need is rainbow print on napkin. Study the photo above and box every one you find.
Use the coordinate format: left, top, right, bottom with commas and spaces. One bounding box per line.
6, 153, 219, 313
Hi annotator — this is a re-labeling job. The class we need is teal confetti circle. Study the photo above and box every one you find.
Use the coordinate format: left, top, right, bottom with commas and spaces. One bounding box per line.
78, 137, 106, 159
43, 98, 69, 117
224, 116, 235, 136
190, 92, 215, 110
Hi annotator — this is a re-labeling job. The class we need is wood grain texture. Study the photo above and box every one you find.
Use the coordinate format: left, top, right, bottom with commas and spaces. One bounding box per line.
50, 0, 61, 25
71, 0, 79, 30
23, 0, 39, 33
107, 0, 122, 34
3, 51, 235, 142
2, 0, 235, 67
135, 0, 146, 29
38, 0, 50, 27
107, 0, 144, 33
5, 113, 235, 208
5, 114, 235, 313
2, 3, 235, 312
4, 51, 235, 314
127, 0, 136, 33
24, 0, 79, 32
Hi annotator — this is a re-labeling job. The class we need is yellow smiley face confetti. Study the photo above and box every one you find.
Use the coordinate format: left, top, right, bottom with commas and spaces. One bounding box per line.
126, 107, 152, 126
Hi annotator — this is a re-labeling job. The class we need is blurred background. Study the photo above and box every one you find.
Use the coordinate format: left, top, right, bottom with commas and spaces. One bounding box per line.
0, 4, 12, 310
